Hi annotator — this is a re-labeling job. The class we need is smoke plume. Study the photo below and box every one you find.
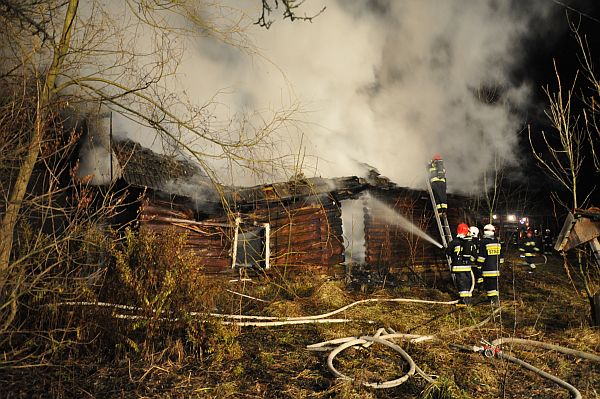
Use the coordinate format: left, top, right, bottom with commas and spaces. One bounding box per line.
165, 0, 559, 192
81, 0, 564, 192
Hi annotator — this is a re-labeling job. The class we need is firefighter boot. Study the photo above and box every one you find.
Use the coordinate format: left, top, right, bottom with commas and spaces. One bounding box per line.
456, 297, 472, 307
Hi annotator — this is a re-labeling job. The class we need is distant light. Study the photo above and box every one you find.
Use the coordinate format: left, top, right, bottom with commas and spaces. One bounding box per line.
492, 214, 498, 220
507, 214, 516, 222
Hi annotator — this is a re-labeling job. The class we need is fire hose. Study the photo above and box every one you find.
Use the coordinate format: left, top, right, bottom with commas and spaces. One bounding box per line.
327, 336, 416, 389
451, 338, 600, 399
308, 328, 436, 389
58, 296, 458, 327
307, 307, 503, 390
490, 337, 600, 362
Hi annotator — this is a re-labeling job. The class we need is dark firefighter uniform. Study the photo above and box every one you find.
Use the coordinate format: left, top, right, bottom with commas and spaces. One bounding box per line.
519, 235, 540, 270
446, 236, 474, 305
542, 229, 554, 255
428, 157, 447, 213
477, 237, 504, 300
468, 234, 483, 288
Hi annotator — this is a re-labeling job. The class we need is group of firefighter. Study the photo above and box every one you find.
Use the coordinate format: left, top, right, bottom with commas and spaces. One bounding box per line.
428, 154, 543, 307
446, 223, 502, 306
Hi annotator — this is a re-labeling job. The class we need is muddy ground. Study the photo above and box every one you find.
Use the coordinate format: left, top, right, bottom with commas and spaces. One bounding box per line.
2, 249, 599, 398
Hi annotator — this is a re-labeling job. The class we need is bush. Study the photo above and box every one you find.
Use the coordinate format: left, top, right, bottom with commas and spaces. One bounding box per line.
109, 227, 233, 361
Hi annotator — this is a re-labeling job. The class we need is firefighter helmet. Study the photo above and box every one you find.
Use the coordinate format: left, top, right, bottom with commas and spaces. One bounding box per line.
469, 226, 479, 238
457, 223, 469, 237
483, 224, 495, 237
527, 230, 534, 238
432, 154, 442, 160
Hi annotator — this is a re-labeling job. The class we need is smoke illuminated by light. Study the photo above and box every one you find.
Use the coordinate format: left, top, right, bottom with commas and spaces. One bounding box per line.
77, 0, 562, 191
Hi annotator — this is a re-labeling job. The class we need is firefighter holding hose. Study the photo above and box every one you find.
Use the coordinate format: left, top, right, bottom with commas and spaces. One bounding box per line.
428, 154, 447, 215
469, 226, 483, 290
446, 223, 474, 307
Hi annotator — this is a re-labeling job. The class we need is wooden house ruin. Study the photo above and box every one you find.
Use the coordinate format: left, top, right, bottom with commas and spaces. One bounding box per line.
109, 140, 367, 274
96, 139, 475, 280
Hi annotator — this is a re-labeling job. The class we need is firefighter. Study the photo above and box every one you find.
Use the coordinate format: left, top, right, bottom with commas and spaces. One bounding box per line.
542, 228, 554, 255
477, 224, 504, 305
428, 154, 447, 214
519, 230, 540, 272
469, 226, 483, 289
446, 223, 474, 307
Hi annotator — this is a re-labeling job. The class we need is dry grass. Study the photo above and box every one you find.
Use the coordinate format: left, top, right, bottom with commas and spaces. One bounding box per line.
1, 250, 599, 398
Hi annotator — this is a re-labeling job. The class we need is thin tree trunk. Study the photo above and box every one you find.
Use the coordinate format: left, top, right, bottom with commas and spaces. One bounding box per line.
0, 0, 79, 291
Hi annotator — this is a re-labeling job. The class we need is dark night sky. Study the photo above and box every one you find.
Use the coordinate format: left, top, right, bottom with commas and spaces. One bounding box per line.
509, 0, 600, 210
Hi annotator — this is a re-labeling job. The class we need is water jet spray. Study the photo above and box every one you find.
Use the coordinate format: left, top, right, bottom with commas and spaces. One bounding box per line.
367, 196, 443, 249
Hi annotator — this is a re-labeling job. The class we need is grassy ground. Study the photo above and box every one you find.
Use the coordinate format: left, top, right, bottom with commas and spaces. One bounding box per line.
2, 249, 599, 398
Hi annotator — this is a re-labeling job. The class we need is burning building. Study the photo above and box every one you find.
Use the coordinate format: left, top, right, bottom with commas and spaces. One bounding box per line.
78, 133, 476, 280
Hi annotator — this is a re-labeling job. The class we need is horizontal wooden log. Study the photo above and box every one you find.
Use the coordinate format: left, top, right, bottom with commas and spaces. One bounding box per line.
270, 245, 344, 259
270, 254, 344, 267
251, 206, 339, 223
183, 238, 229, 246
270, 246, 344, 259
142, 225, 230, 240
270, 234, 343, 249
185, 249, 231, 258
142, 215, 233, 228
140, 204, 194, 219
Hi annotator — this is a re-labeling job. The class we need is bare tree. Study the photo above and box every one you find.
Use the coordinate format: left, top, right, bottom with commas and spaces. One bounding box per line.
528, 62, 588, 210
529, 21, 600, 323
574, 27, 600, 173
0, 0, 321, 346
256, 0, 326, 29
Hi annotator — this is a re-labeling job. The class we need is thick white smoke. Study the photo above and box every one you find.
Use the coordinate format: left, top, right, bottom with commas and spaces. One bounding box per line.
76, 114, 122, 185
166, 0, 555, 191
218, 0, 546, 192
77, 0, 559, 192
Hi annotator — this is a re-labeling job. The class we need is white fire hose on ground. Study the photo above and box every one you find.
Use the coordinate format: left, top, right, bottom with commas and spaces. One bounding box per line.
57, 298, 600, 396
307, 327, 436, 389
306, 307, 503, 390
58, 296, 459, 327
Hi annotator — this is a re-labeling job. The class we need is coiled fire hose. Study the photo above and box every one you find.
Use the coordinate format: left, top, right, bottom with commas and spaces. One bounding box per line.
327, 336, 416, 389
308, 327, 436, 389
307, 306, 504, 391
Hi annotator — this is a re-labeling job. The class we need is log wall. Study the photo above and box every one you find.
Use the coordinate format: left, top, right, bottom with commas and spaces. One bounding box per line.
136, 186, 473, 278
138, 198, 234, 273
247, 196, 344, 268
137, 194, 345, 273
364, 188, 474, 283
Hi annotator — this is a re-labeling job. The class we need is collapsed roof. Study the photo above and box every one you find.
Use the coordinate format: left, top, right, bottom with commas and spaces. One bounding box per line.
110, 140, 369, 209
108, 140, 471, 213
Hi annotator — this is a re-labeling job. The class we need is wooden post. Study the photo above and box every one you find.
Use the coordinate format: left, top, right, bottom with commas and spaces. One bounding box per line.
231, 217, 241, 269
592, 291, 600, 327
263, 223, 270, 270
